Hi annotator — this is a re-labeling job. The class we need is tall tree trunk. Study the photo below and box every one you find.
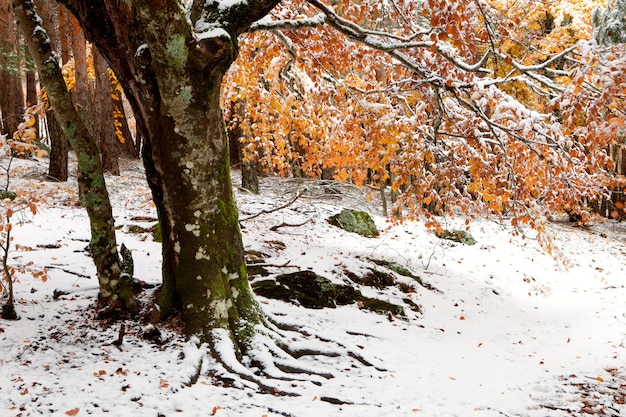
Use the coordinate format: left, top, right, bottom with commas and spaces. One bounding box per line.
57, 3, 71, 65
69, 13, 92, 127
93, 49, 120, 175
229, 99, 259, 193
0, 1, 25, 137
58, 0, 280, 348
11, 0, 136, 313
38, 0, 68, 180
111, 77, 138, 158
46, 108, 68, 181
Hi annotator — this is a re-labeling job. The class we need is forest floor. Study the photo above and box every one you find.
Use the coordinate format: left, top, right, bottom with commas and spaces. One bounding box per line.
0, 156, 626, 417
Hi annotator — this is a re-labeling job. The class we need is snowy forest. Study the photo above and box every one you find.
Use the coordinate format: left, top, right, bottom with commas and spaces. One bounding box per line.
1, 0, 626, 415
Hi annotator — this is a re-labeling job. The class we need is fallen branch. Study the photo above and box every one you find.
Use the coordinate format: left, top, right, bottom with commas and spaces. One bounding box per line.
47, 265, 91, 279
248, 260, 298, 268
269, 218, 312, 231
241, 189, 307, 222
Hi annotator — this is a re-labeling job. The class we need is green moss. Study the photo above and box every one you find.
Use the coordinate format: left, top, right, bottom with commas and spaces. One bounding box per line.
167, 34, 188, 69
435, 229, 477, 245
64, 124, 77, 141
329, 209, 379, 237
152, 222, 162, 242
178, 86, 192, 105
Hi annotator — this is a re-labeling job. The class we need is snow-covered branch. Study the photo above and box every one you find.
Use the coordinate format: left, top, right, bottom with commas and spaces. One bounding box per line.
250, 13, 326, 31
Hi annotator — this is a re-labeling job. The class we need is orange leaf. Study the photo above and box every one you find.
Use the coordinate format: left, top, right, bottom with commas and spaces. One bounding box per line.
596, 376, 605, 382
65, 409, 80, 416
160, 378, 169, 388
459, 315, 466, 320
211, 405, 222, 415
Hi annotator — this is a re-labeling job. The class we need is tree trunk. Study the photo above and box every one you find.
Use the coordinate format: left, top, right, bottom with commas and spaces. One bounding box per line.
38, 0, 68, 180
57, 4, 71, 65
229, 99, 259, 194
46, 108, 68, 181
57, 0, 280, 349
70, 13, 92, 128
11, 0, 136, 313
0, 1, 25, 137
111, 79, 138, 158
93, 49, 120, 175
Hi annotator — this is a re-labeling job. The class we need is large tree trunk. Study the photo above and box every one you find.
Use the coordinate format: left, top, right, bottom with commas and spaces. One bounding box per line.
11, 0, 136, 313
57, 0, 280, 348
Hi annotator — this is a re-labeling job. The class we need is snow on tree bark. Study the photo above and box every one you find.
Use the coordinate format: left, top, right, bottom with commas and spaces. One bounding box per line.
53, 0, 280, 351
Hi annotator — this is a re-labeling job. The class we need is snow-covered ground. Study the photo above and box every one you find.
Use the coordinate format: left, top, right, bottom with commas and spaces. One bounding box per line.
1, 158, 625, 417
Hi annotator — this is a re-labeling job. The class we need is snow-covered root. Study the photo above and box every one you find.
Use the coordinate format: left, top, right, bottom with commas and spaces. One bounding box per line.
202, 318, 386, 397
268, 317, 387, 372
209, 328, 300, 395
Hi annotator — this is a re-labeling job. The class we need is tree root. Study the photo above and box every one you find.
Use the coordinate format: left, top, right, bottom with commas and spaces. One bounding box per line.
202, 316, 386, 397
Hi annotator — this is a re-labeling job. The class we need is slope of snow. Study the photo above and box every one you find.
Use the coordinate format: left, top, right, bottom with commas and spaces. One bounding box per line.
0, 158, 625, 417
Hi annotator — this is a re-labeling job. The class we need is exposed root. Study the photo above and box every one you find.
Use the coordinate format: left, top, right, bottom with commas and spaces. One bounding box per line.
209, 329, 300, 396
202, 316, 387, 398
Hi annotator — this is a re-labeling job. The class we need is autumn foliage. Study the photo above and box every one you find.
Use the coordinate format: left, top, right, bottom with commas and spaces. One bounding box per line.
224, 0, 624, 230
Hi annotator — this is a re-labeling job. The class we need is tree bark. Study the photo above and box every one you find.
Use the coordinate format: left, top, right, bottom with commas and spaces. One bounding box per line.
69, 13, 91, 128
0, 0, 25, 137
46, 108, 68, 181
229, 99, 259, 193
57, 0, 280, 349
38, 0, 69, 181
111, 78, 138, 158
57, 3, 71, 65
93, 49, 120, 175
10, 0, 136, 312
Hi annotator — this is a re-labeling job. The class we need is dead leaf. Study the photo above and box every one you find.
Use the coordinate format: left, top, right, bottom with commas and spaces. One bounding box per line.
65, 409, 80, 416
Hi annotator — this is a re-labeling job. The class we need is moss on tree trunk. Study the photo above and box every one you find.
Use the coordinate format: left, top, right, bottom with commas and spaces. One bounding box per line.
11, 0, 136, 313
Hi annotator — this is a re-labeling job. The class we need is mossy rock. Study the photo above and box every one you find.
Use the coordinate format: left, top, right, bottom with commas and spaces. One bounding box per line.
253, 271, 336, 309
435, 229, 476, 245
349, 268, 396, 289
245, 250, 270, 277
360, 298, 405, 316
251, 279, 293, 303
328, 209, 379, 237
252, 272, 409, 316
369, 258, 432, 290
335, 284, 362, 305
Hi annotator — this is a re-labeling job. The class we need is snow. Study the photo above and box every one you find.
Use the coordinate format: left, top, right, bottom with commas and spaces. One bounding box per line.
1, 157, 625, 416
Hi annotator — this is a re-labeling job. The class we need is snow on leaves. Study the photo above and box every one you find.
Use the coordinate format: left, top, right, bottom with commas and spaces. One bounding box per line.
222, 0, 622, 233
